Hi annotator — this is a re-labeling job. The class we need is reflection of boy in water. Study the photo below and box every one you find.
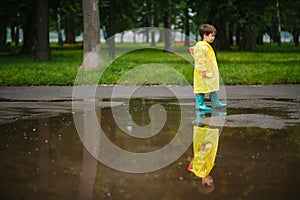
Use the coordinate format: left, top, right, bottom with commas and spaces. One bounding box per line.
188, 125, 219, 194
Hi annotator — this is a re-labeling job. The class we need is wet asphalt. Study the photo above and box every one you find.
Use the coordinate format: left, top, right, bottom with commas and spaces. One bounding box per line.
0, 84, 299, 100
0, 85, 299, 200
0, 84, 299, 128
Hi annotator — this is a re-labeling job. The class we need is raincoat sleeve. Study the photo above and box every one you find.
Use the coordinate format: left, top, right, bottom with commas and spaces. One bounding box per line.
194, 45, 208, 72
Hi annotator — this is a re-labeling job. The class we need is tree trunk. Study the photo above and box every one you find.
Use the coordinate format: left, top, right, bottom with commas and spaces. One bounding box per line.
214, 18, 230, 51
236, 25, 241, 47
65, 13, 76, 44
240, 28, 256, 51
10, 25, 15, 45
15, 25, 19, 46
107, 0, 116, 60
150, 15, 156, 46
107, 35, 115, 60
276, 0, 281, 46
82, 0, 102, 69
256, 32, 263, 45
293, 26, 299, 46
145, 27, 150, 43
0, 21, 7, 51
269, 22, 281, 44
158, 29, 163, 43
228, 23, 234, 45
21, 2, 37, 54
208, 0, 230, 51
133, 30, 136, 43
151, 28, 156, 46
184, 6, 190, 47
36, 0, 51, 61
163, 9, 174, 53
57, 12, 63, 46
120, 32, 124, 43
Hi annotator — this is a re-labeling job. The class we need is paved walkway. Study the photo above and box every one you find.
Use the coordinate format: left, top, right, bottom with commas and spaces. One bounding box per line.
0, 85, 299, 128
0, 84, 299, 101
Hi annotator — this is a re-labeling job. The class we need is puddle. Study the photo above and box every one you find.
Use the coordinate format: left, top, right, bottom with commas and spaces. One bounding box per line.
0, 98, 299, 199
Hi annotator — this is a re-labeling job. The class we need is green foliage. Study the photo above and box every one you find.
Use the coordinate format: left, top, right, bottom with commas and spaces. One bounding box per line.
0, 43, 299, 86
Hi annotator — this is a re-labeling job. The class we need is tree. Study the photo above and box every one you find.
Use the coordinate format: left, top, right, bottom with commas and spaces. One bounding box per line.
107, 0, 117, 59
82, 0, 103, 69
63, 0, 82, 44
20, 0, 38, 54
189, 0, 210, 41
1, 0, 299, 57
183, 1, 192, 47
56, 9, 63, 46
100, 0, 140, 58
49, 0, 83, 45
0, 7, 8, 51
0, 0, 23, 51
236, 0, 279, 50
264, 1, 281, 46
236, 0, 259, 51
35, 0, 51, 60
136, 0, 157, 45
207, 0, 232, 51
280, 0, 300, 46
161, 0, 174, 53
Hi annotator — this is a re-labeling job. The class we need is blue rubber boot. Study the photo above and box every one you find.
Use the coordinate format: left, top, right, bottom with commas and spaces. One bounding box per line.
209, 92, 227, 109
195, 94, 212, 111
193, 110, 207, 127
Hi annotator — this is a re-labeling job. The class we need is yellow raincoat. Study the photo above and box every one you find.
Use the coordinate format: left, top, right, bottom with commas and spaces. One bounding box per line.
188, 126, 219, 178
190, 41, 220, 94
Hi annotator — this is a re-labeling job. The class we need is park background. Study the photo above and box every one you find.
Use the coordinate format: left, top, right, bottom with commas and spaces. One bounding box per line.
0, 1, 300, 200
0, 0, 299, 86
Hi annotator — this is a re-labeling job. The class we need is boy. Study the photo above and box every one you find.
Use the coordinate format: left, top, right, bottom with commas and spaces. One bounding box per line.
189, 24, 227, 111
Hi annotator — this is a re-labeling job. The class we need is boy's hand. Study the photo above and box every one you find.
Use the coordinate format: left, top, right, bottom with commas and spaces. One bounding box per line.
200, 71, 213, 78
189, 47, 194, 55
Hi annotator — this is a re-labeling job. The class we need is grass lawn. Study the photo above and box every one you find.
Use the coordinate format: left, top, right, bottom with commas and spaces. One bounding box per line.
0, 42, 299, 86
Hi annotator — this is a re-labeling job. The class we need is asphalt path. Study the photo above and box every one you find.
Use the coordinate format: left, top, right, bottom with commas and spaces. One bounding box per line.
0, 85, 299, 129
0, 84, 299, 100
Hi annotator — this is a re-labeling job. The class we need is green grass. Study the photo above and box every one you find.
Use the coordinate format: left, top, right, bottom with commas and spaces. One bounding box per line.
0, 45, 82, 85
218, 50, 300, 84
98, 48, 193, 85
0, 42, 299, 86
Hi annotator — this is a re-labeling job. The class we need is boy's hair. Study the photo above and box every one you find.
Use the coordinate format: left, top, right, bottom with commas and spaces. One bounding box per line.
199, 24, 217, 39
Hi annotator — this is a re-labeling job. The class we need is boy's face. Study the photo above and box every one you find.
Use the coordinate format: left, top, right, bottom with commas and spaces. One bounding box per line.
203, 33, 216, 43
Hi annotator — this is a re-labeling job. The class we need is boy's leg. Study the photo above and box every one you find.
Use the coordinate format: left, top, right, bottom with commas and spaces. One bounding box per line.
195, 93, 212, 111
209, 92, 227, 108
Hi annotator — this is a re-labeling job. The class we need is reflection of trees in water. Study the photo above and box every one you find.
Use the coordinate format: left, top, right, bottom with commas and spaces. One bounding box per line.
217, 125, 300, 199
77, 108, 101, 200
34, 116, 82, 199
36, 118, 51, 199
100, 98, 181, 153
